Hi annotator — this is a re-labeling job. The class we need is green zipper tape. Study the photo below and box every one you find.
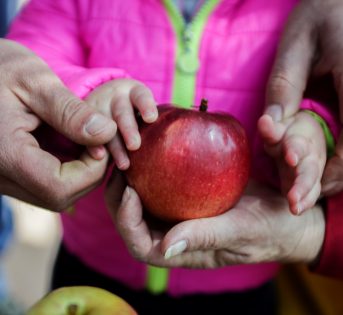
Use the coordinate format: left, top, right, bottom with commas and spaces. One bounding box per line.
302, 110, 335, 158
164, 0, 220, 107
146, 265, 169, 295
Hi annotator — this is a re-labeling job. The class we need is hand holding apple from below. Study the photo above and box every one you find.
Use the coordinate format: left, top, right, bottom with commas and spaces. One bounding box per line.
125, 99, 251, 222
27, 286, 137, 315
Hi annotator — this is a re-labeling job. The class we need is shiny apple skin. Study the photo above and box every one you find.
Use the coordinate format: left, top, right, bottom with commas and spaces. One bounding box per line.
126, 104, 251, 222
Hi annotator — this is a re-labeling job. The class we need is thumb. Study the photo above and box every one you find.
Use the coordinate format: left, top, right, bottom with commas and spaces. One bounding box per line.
266, 5, 315, 120
105, 168, 127, 212
16, 67, 116, 146
162, 215, 234, 259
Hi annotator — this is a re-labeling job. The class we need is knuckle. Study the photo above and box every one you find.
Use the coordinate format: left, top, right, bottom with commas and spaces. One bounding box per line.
268, 72, 298, 94
201, 226, 218, 249
60, 98, 87, 131
131, 84, 152, 102
112, 109, 127, 124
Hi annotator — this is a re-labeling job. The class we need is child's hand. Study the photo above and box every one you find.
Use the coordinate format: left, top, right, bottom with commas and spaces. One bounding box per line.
258, 110, 326, 215
84, 79, 158, 170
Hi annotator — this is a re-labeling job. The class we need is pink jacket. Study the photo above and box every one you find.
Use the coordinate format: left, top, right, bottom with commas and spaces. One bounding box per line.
7, 0, 339, 295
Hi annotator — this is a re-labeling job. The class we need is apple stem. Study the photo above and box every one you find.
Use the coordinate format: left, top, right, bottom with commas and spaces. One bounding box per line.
67, 304, 78, 315
199, 99, 208, 112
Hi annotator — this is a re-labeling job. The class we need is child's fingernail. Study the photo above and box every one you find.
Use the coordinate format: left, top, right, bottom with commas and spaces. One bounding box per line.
115, 151, 130, 170
164, 240, 187, 260
117, 158, 130, 170
293, 154, 298, 166
144, 111, 158, 122
90, 145, 106, 160
288, 152, 298, 166
265, 104, 283, 122
128, 135, 141, 150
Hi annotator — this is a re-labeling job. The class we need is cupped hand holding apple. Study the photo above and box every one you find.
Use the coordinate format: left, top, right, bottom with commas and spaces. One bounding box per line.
106, 177, 325, 268
105, 98, 323, 268
27, 286, 137, 315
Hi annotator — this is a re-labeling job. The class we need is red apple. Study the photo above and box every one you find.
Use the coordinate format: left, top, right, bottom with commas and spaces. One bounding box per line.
27, 286, 137, 315
126, 99, 250, 222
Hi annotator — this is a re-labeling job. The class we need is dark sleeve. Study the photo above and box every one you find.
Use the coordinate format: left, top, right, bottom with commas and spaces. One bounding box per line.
311, 192, 343, 279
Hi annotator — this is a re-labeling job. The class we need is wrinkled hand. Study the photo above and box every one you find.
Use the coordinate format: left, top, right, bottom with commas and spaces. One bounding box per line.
0, 39, 117, 210
106, 175, 325, 269
265, 0, 343, 196
85, 79, 158, 170
258, 110, 326, 215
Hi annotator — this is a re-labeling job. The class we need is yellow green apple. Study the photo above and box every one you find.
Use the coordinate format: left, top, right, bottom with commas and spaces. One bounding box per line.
27, 286, 137, 315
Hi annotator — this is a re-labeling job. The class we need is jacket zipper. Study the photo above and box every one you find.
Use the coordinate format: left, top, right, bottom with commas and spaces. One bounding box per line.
164, 0, 220, 107
145, 0, 220, 295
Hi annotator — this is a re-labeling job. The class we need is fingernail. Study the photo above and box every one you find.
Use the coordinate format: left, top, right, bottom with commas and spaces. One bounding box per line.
128, 135, 141, 150
144, 111, 158, 123
89, 145, 106, 160
117, 158, 130, 170
85, 114, 109, 136
265, 104, 283, 122
122, 186, 131, 203
292, 154, 299, 166
296, 203, 303, 215
164, 240, 187, 260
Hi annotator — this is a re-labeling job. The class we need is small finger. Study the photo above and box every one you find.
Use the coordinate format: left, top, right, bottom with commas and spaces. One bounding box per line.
295, 182, 322, 215
87, 145, 107, 160
283, 135, 309, 167
130, 85, 158, 123
287, 159, 321, 215
258, 114, 287, 145
107, 134, 130, 170
111, 97, 141, 151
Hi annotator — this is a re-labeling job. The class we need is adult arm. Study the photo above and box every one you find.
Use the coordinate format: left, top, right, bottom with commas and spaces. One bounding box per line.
311, 192, 343, 279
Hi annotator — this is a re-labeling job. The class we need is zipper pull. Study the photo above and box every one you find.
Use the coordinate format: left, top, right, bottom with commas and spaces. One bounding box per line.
177, 26, 200, 74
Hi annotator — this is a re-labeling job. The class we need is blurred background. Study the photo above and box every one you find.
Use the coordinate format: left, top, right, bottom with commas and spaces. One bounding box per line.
2, 198, 61, 309
2, 1, 343, 315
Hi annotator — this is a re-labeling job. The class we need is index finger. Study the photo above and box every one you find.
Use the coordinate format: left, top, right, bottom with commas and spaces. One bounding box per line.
11, 143, 109, 211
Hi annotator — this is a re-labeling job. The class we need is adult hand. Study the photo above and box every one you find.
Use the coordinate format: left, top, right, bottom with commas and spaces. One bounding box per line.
0, 39, 117, 210
106, 177, 325, 269
264, 0, 343, 195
